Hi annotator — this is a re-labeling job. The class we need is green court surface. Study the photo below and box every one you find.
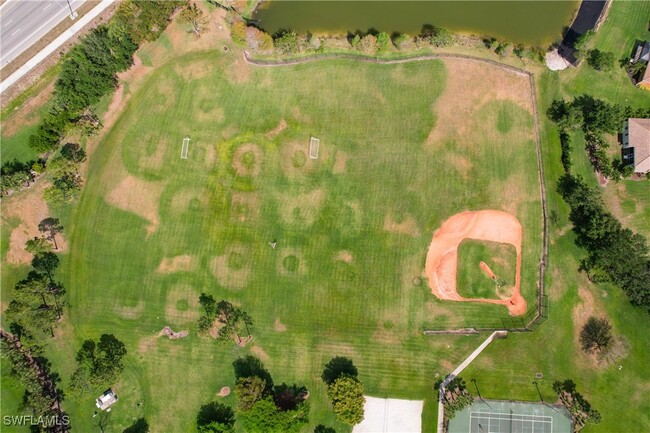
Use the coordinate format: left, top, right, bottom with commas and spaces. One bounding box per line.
449, 400, 573, 433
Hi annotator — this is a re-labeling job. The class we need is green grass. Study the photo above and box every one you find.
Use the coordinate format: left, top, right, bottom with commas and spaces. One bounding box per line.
456, 240, 517, 299
0, 358, 30, 433
50, 48, 543, 432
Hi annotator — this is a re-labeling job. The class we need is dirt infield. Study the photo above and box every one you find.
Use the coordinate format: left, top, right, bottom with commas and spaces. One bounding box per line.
425, 210, 526, 316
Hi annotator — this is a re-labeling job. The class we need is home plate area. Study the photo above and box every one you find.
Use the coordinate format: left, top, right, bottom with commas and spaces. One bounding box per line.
352, 396, 423, 433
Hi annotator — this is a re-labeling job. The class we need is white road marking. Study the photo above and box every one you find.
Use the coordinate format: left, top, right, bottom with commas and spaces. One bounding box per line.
11, 28, 21, 36
43, 4, 51, 10
5, 19, 14, 25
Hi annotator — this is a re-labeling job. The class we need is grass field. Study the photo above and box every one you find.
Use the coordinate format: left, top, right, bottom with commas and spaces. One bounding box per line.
42, 38, 544, 431
1, 2, 649, 432
456, 240, 517, 299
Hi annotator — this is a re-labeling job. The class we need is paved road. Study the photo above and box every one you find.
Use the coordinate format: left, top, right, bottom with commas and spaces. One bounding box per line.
0, 0, 85, 66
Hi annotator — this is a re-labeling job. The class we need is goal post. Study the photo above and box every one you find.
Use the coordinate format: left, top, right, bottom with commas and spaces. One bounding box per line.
181, 137, 190, 159
309, 137, 319, 159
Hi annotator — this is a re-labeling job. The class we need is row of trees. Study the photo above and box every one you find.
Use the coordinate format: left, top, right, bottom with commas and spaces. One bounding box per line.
68, 334, 128, 400
321, 356, 365, 425
547, 95, 650, 311
231, 19, 546, 62
0, 158, 44, 196
434, 376, 473, 429
197, 295, 254, 345
547, 95, 650, 178
0, 331, 68, 432
553, 379, 601, 430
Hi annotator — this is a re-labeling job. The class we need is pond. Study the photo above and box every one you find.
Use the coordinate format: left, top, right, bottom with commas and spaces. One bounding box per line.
252, 1, 580, 46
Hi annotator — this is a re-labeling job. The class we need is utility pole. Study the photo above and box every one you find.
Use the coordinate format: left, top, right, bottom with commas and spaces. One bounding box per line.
66, 0, 78, 19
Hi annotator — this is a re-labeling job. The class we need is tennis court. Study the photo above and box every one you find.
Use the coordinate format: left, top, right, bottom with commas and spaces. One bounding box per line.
448, 400, 573, 433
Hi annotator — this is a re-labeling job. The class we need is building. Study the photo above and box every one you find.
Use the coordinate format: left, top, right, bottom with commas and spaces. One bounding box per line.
96, 389, 118, 411
622, 118, 650, 174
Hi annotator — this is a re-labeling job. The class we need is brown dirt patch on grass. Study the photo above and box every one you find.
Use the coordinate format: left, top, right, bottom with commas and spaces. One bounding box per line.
2, 81, 55, 136
115, 300, 144, 320
157, 255, 198, 273
232, 143, 262, 177
250, 345, 270, 362
224, 55, 252, 84
277, 188, 325, 226
276, 248, 307, 276
425, 58, 532, 151
105, 175, 164, 236
170, 188, 208, 214
3, 182, 68, 265
165, 285, 200, 325
281, 140, 315, 177
274, 318, 287, 332
333, 151, 349, 174
334, 250, 353, 263
266, 119, 287, 139
217, 386, 231, 397
210, 244, 251, 289
383, 213, 421, 237
231, 192, 260, 223
443, 153, 473, 179
138, 138, 168, 171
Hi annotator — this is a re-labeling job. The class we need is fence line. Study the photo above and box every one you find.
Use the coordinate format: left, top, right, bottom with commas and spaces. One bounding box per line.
245, 51, 549, 334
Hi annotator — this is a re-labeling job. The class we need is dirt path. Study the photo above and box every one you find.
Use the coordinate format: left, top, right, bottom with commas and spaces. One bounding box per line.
479, 261, 497, 280
425, 210, 526, 316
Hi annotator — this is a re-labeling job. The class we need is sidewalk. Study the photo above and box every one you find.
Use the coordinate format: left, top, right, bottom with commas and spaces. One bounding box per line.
0, 0, 117, 94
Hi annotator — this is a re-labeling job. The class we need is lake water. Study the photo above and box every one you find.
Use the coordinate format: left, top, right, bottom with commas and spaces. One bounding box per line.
253, 1, 580, 46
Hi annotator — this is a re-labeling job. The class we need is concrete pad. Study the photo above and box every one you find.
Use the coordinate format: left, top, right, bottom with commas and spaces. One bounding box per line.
353, 396, 424, 433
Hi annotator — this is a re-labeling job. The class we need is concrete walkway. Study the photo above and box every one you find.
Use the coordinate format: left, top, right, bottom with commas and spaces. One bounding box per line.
0, 0, 117, 94
437, 331, 507, 433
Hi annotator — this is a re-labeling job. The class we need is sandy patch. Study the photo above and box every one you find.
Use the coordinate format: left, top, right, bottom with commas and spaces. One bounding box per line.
116, 301, 144, 320
105, 175, 163, 236
425, 210, 526, 316
250, 345, 270, 362
231, 192, 260, 223
266, 119, 287, 139
210, 244, 251, 289
3, 182, 68, 264
333, 151, 349, 174
224, 56, 252, 84
137, 138, 169, 171
274, 318, 287, 332
444, 153, 473, 179
425, 58, 532, 150
277, 189, 325, 226
217, 386, 231, 397
334, 250, 353, 263
157, 255, 198, 273
353, 397, 423, 433
383, 214, 421, 237
232, 143, 262, 177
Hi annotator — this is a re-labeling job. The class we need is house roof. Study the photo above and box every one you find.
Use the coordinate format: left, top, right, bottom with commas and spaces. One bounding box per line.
640, 42, 650, 62
628, 118, 650, 172
639, 65, 650, 89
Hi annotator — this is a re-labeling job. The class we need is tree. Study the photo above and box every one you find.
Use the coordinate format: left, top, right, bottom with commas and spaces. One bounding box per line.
32, 252, 60, 283
94, 411, 112, 433
273, 383, 308, 411
350, 34, 361, 50
236, 376, 267, 411
573, 30, 594, 60
579, 317, 612, 353
273, 30, 299, 54
430, 26, 453, 47
69, 334, 127, 398
587, 49, 615, 71
392, 33, 410, 50
233, 355, 274, 394
326, 375, 365, 425
25, 237, 53, 255
375, 32, 390, 53
245, 26, 274, 52
357, 34, 377, 54
199, 293, 217, 316
240, 396, 308, 433
322, 356, 358, 385
60, 142, 87, 165
123, 418, 150, 433
196, 402, 235, 433
546, 100, 583, 130
179, 2, 208, 37
231, 20, 247, 44
495, 41, 510, 57
38, 218, 64, 250
314, 426, 336, 433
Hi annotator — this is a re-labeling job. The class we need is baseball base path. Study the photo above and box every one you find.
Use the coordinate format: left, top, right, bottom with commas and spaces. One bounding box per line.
425, 210, 527, 316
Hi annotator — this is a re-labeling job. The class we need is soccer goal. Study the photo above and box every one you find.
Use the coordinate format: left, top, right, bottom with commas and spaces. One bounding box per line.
309, 137, 320, 159
180, 137, 190, 159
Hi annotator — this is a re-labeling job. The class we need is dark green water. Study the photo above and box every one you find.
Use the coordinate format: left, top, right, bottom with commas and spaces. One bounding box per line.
253, 1, 580, 46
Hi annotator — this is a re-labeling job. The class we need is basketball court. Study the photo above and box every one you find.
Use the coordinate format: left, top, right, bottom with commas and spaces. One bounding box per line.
448, 400, 573, 433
